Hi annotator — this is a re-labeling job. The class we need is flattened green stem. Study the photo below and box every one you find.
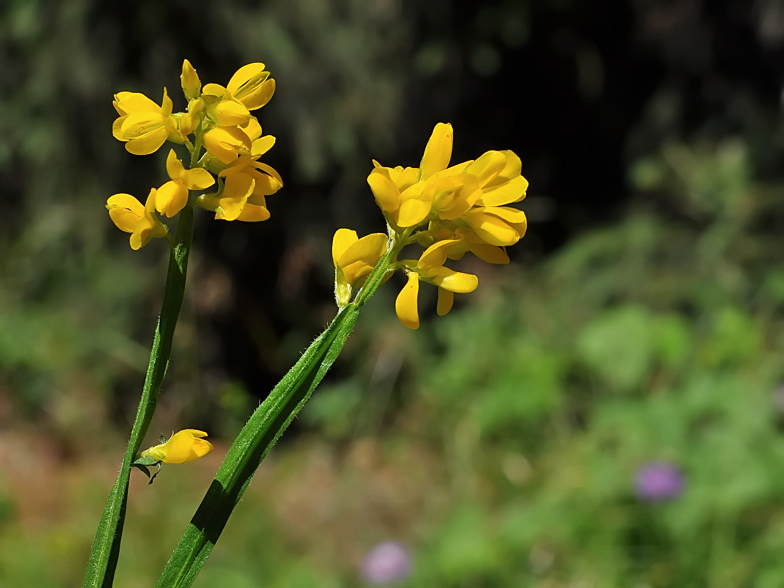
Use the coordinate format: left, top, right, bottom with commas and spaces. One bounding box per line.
156, 229, 406, 588
157, 304, 360, 588
83, 205, 194, 588
354, 226, 412, 308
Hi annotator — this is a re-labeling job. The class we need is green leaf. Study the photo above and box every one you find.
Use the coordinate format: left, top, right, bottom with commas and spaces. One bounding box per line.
82, 206, 194, 588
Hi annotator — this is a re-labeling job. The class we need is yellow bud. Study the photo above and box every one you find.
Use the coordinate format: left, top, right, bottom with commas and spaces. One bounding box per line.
181, 59, 201, 101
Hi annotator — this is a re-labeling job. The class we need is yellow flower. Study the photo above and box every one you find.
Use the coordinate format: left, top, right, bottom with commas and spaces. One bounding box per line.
155, 149, 216, 218
395, 238, 478, 329
106, 189, 169, 250
217, 119, 282, 199
227, 63, 276, 110
113, 88, 180, 155
332, 229, 388, 307
367, 122, 454, 228
197, 173, 255, 221
140, 429, 214, 464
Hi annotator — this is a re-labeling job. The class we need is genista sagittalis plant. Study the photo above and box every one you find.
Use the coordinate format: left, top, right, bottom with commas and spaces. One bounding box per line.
83, 58, 528, 588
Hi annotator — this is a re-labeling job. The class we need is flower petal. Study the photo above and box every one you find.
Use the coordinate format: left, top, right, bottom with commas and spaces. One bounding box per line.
395, 272, 420, 330
475, 175, 528, 206
396, 183, 432, 228
251, 135, 276, 157
367, 169, 401, 214
418, 238, 462, 270
468, 242, 510, 264
420, 122, 453, 180
213, 100, 251, 127
166, 149, 186, 183
216, 174, 255, 221
465, 150, 506, 186
485, 150, 522, 188
236, 203, 271, 222
339, 233, 388, 273
125, 127, 169, 156
181, 168, 216, 191
332, 228, 359, 267
204, 127, 251, 164
130, 189, 167, 250
436, 288, 454, 316
429, 266, 479, 293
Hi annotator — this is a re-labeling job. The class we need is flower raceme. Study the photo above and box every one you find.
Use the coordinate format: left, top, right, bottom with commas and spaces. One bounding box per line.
107, 59, 283, 249
334, 122, 528, 328
140, 429, 214, 464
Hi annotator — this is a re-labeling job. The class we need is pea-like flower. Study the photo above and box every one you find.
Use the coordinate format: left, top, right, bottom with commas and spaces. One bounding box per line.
332, 229, 388, 307
113, 89, 180, 155
140, 429, 214, 464
156, 149, 216, 218
106, 189, 169, 250
395, 238, 478, 329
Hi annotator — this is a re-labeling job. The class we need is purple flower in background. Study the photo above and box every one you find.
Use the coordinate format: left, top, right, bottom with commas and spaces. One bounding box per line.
361, 541, 412, 584
634, 461, 685, 503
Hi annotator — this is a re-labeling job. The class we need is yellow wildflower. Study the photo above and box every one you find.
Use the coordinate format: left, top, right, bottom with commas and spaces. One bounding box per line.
332, 229, 388, 307
106, 189, 169, 250
140, 429, 214, 464
227, 63, 276, 110
395, 238, 478, 329
155, 149, 216, 218
198, 174, 256, 221
113, 88, 180, 155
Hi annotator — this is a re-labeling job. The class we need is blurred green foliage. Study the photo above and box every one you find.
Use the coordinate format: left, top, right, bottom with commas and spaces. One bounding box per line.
3, 0, 784, 586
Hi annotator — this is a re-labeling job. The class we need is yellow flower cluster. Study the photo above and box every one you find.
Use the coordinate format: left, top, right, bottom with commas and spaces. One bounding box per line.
332, 123, 528, 329
107, 60, 282, 249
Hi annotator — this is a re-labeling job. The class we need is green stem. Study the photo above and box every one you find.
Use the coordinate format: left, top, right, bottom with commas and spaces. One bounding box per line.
155, 227, 407, 587
157, 303, 359, 588
354, 227, 411, 308
83, 205, 195, 588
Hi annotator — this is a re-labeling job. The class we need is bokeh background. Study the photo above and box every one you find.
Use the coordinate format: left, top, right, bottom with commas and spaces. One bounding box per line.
3, 0, 784, 586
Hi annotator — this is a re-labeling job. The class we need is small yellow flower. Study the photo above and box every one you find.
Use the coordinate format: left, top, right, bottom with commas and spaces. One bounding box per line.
156, 149, 216, 218
394, 238, 478, 329
113, 88, 180, 155
226, 63, 276, 110
198, 173, 256, 221
332, 229, 388, 307
106, 189, 169, 250
140, 429, 214, 464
